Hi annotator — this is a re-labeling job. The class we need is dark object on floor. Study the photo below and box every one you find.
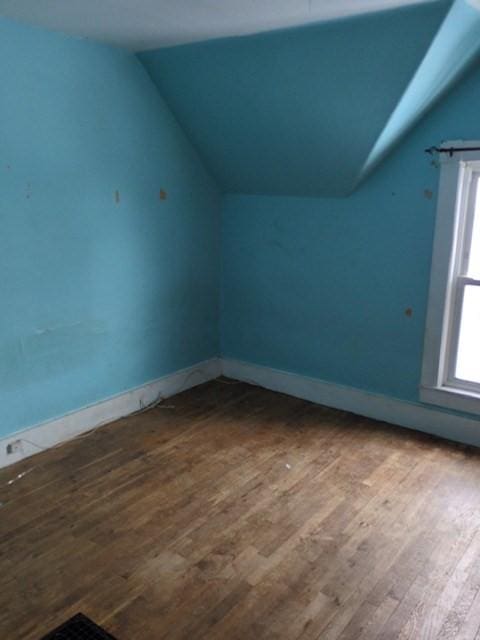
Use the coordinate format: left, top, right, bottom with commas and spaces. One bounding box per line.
40, 613, 118, 640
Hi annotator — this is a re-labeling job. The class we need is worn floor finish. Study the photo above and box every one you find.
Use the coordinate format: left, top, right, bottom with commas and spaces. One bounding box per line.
2, 380, 480, 640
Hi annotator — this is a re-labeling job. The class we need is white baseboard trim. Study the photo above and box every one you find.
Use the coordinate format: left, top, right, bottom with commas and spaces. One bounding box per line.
3, 355, 479, 470
0, 358, 221, 469
222, 358, 480, 448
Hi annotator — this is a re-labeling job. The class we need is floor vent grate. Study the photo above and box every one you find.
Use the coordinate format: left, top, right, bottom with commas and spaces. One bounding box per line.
40, 613, 118, 640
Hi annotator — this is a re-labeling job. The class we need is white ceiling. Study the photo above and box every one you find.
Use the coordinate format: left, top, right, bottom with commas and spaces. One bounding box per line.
0, 0, 438, 51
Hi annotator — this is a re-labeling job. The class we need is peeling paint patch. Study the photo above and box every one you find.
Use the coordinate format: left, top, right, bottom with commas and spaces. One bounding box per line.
159, 189, 167, 200
405, 308, 413, 317
0, 321, 108, 391
115, 189, 120, 204
424, 189, 433, 199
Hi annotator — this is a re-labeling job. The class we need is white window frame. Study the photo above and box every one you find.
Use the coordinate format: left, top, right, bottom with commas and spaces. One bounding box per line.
421, 141, 480, 415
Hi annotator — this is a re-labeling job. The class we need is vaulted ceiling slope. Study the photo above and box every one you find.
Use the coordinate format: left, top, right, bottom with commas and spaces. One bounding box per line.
139, 0, 480, 197
359, 0, 480, 184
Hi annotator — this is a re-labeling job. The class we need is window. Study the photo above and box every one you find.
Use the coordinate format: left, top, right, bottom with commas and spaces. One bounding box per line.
421, 142, 480, 414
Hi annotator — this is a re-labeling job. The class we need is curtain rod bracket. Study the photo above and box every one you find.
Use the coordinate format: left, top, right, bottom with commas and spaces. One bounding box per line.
425, 146, 480, 156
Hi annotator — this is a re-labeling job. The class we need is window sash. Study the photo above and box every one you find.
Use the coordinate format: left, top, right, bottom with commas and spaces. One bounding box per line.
444, 277, 480, 391
442, 166, 480, 384
441, 170, 480, 391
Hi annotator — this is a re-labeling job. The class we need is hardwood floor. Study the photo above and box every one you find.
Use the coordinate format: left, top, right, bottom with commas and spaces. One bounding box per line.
2, 379, 480, 640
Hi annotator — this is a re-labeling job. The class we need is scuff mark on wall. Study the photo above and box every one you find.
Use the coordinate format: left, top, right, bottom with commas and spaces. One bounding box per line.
32, 321, 106, 336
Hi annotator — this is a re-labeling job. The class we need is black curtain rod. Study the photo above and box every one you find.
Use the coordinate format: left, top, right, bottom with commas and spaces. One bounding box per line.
425, 146, 480, 157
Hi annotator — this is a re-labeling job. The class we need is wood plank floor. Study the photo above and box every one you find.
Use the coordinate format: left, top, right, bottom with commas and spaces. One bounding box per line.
2, 379, 480, 640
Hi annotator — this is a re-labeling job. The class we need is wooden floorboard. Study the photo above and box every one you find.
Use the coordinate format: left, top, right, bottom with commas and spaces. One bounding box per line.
1, 379, 480, 639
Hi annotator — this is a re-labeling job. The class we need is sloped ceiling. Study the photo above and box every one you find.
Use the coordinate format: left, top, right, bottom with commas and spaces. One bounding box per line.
140, 0, 480, 197
359, 0, 480, 183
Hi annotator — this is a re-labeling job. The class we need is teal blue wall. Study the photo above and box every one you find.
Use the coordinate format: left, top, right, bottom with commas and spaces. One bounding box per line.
139, 1, 450, 197
221, 61, 480, 406
3, 8, 480, 443
0, 19, 221, 438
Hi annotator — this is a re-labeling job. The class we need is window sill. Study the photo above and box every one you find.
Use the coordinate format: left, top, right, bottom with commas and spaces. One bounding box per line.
420, 384, 480, 416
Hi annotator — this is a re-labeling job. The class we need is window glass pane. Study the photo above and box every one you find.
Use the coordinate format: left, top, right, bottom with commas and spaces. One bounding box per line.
466, 177, 480, 278
455, 285, 480, 384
